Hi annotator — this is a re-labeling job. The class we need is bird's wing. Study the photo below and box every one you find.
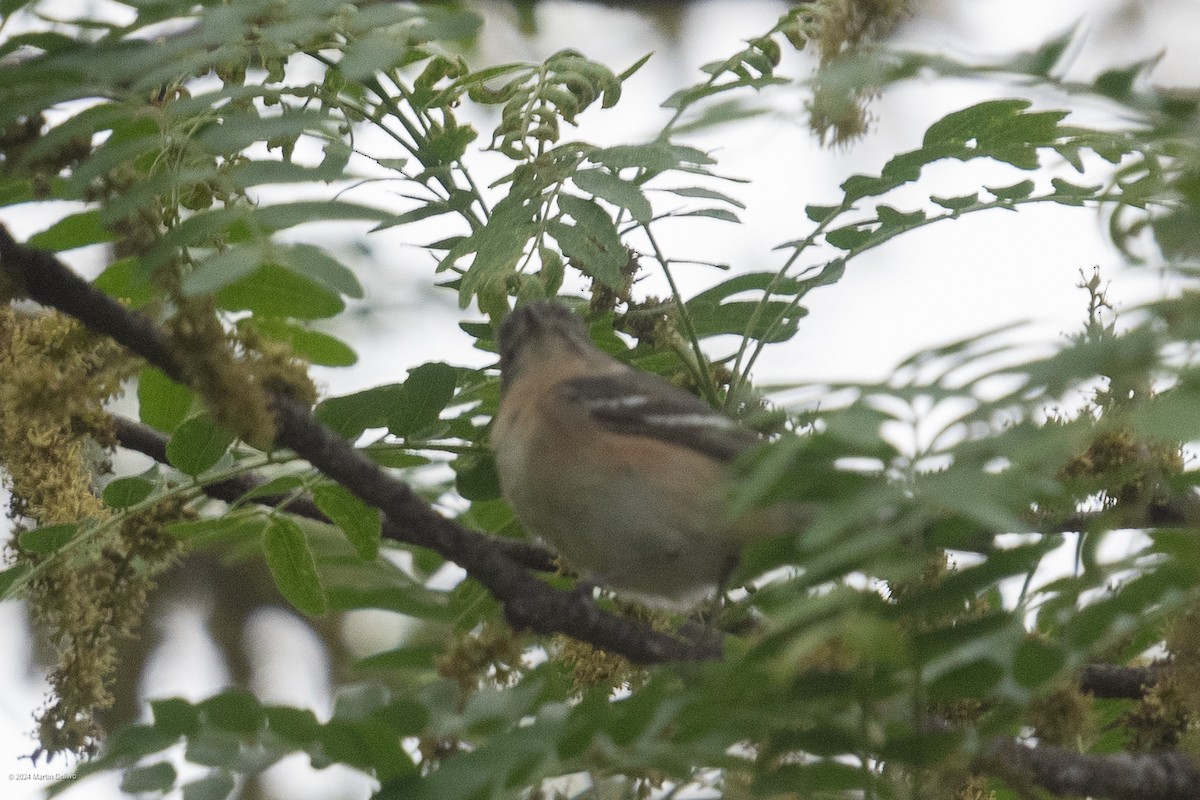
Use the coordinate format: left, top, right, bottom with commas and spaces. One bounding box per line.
561, 370, 760, 463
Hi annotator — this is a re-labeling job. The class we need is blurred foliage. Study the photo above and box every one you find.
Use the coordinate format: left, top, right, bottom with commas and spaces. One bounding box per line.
1, 0, 1200, 798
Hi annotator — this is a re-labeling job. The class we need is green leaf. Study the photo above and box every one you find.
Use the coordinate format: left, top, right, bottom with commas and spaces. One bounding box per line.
99, 722, 179, 763
27, 210, 114, 251
363, 448, 432, 469
94, 257, 154, 307
120, 762, 176, 794
215, 263, 344, 319
266, 706, 322, 745
618, 51, 653, 81
667, 185, 747, 208
1012, 636, 1065, 688
572, 169, 652, 224
312, 484, 381, 561
824, 224, 873, 250
263, 516, 328, 616
182, 771, 235, 800
237, 474, 307, 502
103, 476, 156, 509
686, 272, 807, 343
316, 384, 406, 439
182, 246, 262, 296
354, 643, 440, 671
1050, 177, 1102, 198
255, 201, 394, 232
551, 194, 626, 286
183, 727, 240, 768
755, 761, 869, 794
195, 108, 333, 153
18, 523, 76, 554
0, 563, 31, 600
279, 243, 364, 299
987, 179, 1036, 200
151, 698, 200, 738
840, 173, 905, 204
678, 206, 741, 223
389, 362, 458, 437
200, 689, 264, 734
138, 367, 196, 433
240, 318, 357, 367
924, 99, 1051, 147
167, 416, 235, 476
931, 193, 980, 211
804, 204, 840, 223
454, 453, 502, 501
455, 199, 535, 308
876, 205, 926, 228
168, 514, 269, 545
589, 141, 714, 172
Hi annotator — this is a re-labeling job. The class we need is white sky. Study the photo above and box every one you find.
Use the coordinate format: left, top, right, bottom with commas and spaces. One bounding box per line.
2, 0, 1199, 798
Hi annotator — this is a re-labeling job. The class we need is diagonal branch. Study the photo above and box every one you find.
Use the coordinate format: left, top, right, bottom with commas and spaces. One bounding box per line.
110, 414, 559, 572
0, 226, 715, 664
979, 738, 1200, 800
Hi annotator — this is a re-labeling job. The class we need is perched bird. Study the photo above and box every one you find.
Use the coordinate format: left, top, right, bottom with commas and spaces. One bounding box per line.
491, 301, 800, 611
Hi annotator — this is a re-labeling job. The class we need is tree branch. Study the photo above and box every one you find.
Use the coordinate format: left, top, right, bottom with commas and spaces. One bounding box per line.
980, 738, 1200, 800
0, 226, 716, 663
1078, 662, 1166, 699
110, 414, 559, 573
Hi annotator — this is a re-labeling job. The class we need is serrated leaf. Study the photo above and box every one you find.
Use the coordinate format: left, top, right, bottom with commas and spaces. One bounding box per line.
931, 193, 979, 211
824, 224, 874, 250
875, 205, 926, 228
986, 179, 1036, 200
551, 194, 626, 286
1050, 177, 1102, 198
456, 199, 535, 308
804, 204, 840, 223
840, 173, 904, 204
263, 516, 327, 616
572, 169, 652, 223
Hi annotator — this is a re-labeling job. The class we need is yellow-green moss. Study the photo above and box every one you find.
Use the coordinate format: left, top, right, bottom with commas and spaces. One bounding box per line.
436, 623, 525, 699
0, 308, 199, 758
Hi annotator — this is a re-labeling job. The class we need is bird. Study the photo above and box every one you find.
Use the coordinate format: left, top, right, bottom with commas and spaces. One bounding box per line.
490, 300, 802, 611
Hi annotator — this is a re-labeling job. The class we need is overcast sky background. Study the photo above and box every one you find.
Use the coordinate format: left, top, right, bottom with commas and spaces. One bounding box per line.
2, 1, 1200, 798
